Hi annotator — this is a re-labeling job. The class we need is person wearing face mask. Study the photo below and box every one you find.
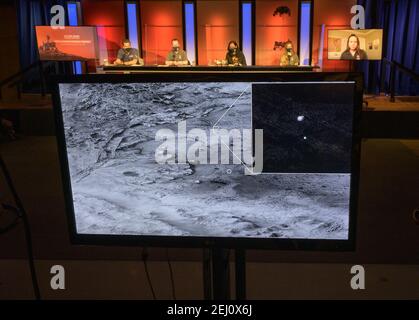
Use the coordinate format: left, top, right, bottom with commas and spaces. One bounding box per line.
340, 34, 368, 60
114, 39, 144, 65
165, 39, 189, 66
225, 41, 247, 66
279, 41, 300, 66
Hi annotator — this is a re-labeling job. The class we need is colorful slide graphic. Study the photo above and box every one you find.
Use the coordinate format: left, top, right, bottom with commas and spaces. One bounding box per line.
36, 26, 98, 61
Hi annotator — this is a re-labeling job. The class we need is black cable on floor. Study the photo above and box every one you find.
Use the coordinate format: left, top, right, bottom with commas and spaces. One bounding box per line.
0, 203, 21, 235
141, 247, 156, 300
166, 248, 176, 300
0, 154, 41, 300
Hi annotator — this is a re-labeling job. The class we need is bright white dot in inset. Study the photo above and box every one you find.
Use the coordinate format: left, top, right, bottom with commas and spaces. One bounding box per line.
303, 136, 307, 140
297, 115, 305, 122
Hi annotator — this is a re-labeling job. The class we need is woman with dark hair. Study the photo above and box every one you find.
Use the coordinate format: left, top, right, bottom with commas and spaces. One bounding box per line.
340, 34, 368, 60
225, 41, 247, 66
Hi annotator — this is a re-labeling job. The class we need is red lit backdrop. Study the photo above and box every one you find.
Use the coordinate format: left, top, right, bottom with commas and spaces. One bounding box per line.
140, 0, 183, 65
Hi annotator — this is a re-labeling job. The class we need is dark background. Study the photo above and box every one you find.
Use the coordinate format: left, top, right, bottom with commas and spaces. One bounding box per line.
253, 82, 354, 173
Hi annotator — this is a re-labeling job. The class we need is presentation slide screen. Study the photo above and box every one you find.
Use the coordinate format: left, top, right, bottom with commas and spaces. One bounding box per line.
54, 76, 361, 249
328, 29, 383, 60
36, 26, 98, 61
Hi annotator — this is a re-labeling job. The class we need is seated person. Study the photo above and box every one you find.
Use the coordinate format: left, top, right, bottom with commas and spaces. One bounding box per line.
225, 41, 247, 66
279, 41, 300, 66
114, 39, 144, 65
165, 39, 189, 66
340, 34, 368, 60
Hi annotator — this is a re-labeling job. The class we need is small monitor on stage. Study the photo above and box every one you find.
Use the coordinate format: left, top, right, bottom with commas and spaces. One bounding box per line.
327, 29, 383, 61
35, 26, 98, 61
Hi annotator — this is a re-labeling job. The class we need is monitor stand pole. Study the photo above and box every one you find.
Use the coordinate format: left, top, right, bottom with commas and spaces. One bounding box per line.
203, 248, 246, 300
235, 248, 246, 300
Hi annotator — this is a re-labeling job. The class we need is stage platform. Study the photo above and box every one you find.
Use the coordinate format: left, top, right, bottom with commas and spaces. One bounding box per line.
362, 95, 419, 139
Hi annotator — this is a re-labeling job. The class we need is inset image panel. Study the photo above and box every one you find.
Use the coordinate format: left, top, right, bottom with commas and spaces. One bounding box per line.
252, 82, 355, 173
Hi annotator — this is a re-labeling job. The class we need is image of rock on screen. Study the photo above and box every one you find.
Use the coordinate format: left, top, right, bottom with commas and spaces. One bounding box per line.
57, 81, 356, 241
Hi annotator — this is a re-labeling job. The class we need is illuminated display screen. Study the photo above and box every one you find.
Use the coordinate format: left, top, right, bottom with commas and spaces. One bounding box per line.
54, 76, 361, 249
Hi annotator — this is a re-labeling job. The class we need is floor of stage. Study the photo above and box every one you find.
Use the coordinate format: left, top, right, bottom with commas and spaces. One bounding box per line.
360, 95, 419, 139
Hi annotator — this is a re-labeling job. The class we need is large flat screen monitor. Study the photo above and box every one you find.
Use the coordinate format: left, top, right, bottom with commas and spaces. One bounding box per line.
35, 26, 98, 61
328, 29, 383, 61
52, 73, 362, 250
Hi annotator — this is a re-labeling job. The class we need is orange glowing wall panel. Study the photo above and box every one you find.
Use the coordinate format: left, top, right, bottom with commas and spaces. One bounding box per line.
197, 0, 239, 65
140, 0, 183, 65
255, 0, 298, 66
312, 0, 357, 71
82, 0, 126, 63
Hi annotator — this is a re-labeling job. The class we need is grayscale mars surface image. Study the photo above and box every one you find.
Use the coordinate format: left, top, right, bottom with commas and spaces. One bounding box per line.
59, 82, 351, 239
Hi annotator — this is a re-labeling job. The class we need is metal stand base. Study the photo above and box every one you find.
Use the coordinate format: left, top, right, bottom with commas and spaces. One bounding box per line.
203, 248, 246, 300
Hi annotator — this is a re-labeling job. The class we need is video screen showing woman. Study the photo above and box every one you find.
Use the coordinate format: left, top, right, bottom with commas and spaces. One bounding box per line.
327, 29, 383, 61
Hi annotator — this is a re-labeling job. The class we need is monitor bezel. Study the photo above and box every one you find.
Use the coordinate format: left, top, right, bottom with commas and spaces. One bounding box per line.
51, 71, 363, 251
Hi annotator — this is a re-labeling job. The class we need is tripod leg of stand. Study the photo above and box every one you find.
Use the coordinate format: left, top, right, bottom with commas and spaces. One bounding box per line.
235, 249, 246, 300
